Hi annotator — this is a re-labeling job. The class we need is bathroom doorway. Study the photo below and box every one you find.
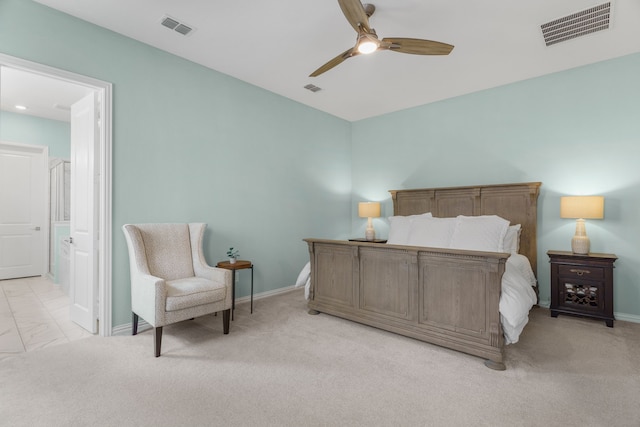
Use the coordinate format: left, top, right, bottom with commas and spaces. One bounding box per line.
0, 53, 113, 336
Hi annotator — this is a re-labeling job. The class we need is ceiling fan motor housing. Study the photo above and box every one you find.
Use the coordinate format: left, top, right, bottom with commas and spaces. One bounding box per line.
363, 3, 375, 17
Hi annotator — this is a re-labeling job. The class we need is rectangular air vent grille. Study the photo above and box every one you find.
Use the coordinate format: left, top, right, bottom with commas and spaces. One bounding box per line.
160, 15, 195, 36
541, 2, 610, 46
174, 24, 193, 35
304, 84, 322, 93
161, 17, 179, 30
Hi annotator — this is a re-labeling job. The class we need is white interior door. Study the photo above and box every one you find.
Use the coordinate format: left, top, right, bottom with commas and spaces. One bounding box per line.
69, 92, 99, 333
0, 142, 47, 280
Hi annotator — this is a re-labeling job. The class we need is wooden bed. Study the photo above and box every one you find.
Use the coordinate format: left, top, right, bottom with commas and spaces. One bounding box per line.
304, 182, 541, 370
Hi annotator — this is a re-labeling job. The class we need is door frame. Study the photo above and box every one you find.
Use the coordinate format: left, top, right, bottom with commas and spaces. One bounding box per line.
0, 53, 113, 337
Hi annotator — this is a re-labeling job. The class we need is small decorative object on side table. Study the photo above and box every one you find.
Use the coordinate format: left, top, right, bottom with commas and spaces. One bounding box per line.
547, 250, 617, 327
226, 247, 240, 264
216, 260, 254, 320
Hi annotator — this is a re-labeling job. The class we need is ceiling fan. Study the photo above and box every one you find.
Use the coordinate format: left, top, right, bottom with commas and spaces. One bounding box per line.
310, 0, 454, 77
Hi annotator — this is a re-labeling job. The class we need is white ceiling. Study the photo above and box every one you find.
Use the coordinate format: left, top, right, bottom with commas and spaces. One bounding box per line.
8, 0, 640, 122
1, 66, 93, 122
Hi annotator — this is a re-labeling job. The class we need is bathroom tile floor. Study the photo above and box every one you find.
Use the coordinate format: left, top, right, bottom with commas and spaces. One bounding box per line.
0, 276, 93, 361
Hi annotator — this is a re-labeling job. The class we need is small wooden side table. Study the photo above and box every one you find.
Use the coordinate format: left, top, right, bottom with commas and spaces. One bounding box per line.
547, 250, 617, 327
216, 260, 254, 320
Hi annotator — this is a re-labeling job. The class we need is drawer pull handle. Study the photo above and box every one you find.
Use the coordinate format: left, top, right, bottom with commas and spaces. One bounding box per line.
570, 269, 591, 276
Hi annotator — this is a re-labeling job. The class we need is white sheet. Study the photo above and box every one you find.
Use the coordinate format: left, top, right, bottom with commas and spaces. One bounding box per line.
296, 253, 537, 344
500, 254, 538, 344
294, 262, 311, 300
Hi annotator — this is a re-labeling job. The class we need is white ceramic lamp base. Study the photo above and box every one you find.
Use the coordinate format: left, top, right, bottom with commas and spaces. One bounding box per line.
571, 236, 590, 254
571, 219, 590, 254
365, 217, 375, 241
365, 228, 375, 241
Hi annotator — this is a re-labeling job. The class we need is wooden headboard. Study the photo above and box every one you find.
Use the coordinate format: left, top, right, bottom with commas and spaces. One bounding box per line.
389, 182, 541, 274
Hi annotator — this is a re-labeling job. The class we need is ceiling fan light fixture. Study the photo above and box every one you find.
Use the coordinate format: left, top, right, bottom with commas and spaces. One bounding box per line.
358, 40, 378, 54
357, 33, 379, 54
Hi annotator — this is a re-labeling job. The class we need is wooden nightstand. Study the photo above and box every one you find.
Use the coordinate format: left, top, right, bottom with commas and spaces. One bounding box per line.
547, 251, 617, 327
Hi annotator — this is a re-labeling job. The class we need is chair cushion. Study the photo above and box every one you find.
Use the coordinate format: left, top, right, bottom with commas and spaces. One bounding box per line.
137, 224, 195, 281
165, 277, 227, 312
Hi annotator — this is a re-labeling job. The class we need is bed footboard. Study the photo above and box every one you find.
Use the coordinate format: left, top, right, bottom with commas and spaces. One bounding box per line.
304, 239, 509, 369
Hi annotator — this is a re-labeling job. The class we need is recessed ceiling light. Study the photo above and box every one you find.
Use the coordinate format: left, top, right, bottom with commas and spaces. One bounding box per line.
15, 105, 27, 110
53, 103, 71, 111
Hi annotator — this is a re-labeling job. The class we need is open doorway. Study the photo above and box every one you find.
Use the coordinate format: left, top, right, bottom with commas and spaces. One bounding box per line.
0, 53, 112, 336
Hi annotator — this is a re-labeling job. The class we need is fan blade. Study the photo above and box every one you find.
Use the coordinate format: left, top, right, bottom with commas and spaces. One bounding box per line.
309, 48, 358, 77
381, 38, 454, 55
338, 0, 371, 33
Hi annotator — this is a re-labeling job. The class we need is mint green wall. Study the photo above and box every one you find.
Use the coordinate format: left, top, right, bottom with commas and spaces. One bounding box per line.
0, 110, 70, 158
0, 0, 352, 327
351, 52, 640, 320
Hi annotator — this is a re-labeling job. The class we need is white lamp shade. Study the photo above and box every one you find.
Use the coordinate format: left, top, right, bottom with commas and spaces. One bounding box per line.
560, 196, 604, 219
358, 202, 381, 218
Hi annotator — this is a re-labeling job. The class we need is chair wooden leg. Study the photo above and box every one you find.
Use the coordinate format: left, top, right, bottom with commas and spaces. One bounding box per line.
132, 312, 139, 335
223, 309, 230, 334
154, 326, 163, 357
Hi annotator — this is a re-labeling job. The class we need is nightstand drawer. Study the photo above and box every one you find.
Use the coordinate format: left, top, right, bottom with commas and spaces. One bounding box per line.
558, 265, 604, 280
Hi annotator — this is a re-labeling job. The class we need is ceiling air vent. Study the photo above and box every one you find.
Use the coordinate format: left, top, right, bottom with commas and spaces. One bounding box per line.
174, 24, 193, 36
304, 84, 322, 93
541, 2, 611, 46
160, 15, 195, 36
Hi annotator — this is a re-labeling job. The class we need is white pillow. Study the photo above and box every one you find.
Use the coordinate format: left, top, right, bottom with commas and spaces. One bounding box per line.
449, 215, 510, 252
406, 216, 456, 248
387, 212, 432, 245
503, 224, 522, 254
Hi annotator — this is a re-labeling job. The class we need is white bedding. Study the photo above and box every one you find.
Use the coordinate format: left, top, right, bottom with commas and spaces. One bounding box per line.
499, 254, 538, 344
295, 253, 537, 344
295, 261, 311, 300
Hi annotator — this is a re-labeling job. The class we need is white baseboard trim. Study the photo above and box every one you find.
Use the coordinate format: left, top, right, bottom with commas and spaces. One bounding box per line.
535, 299, 639, 324
235, 284, 301, 306
112, 318, 151, 336
614, 312, 640, 323
112, 285, 304, 335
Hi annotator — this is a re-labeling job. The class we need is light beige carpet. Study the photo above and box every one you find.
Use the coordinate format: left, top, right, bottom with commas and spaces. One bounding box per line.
1, 288, 639, 427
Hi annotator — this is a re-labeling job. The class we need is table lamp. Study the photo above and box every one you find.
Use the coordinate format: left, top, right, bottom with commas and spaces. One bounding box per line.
358, 201, 381, 241
560, 196, 604, 254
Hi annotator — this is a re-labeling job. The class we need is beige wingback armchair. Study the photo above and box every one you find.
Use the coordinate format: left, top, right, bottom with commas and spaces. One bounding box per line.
122, 223, 232, 357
